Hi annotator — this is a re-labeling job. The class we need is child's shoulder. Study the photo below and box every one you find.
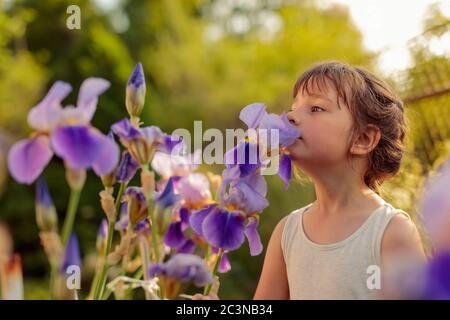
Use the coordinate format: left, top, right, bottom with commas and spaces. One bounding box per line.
276, 203, 314, 235
381, 203, 424, 257
286, 203, 314, 217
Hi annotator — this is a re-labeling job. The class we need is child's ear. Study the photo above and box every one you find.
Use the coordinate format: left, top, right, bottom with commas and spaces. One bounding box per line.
350, 124, 381, 156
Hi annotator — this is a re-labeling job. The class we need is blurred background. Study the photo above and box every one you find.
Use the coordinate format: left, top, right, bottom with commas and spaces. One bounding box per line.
0, 0, 449, 299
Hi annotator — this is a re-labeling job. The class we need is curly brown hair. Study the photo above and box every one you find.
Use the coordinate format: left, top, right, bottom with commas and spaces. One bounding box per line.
292, 61, 408, 194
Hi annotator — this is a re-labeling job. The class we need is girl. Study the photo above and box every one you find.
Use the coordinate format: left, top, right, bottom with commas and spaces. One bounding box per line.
195, 61, 426, 300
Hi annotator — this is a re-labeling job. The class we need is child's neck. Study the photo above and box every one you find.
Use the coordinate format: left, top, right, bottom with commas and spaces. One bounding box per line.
311, 170, 384, 218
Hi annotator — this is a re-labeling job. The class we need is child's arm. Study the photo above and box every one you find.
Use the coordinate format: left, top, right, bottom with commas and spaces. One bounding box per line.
380, 213, 427, 298
253, 216, 290, 300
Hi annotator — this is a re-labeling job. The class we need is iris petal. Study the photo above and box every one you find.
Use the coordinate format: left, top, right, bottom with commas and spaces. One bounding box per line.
279, 153, 292, 190
154, 178, 180, 209
51, 125, 101, 170
244, 217, 263, 256
226, 181, 269, 213
218, 252, 231, 273
189, 204, 217, 237
111, 118, 141, 141
116, 151, 139, 183
8, 136, 53, 184
177, 239, 196, 254
92, 132, 120, 176
239, 103, 267, 128
77, 78, 111, 122
259, 113, 300, 148
28, 81, 72, 131
164, 222, 187, 248
224, 141, 260, 177
202, 208, 245, 251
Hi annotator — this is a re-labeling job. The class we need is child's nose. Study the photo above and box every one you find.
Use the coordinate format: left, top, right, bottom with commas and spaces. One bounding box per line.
287, 110, 300, 126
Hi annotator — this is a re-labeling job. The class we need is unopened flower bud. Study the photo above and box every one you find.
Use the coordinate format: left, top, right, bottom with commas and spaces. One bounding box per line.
35, 177, 58, 232
96, 219, 108, 255
126, 63, 146, 119
99, 190, 117, 221
125, 187, 148, 226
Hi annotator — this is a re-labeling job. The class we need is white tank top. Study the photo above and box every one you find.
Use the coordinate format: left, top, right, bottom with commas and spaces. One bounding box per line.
281, 202, 409, 300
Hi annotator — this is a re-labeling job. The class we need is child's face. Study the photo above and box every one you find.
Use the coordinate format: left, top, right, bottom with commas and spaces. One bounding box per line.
287, 81, 354, 170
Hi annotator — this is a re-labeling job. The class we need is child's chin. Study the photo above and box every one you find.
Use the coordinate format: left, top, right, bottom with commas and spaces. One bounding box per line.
287, 150, 307, 165
287, 139, 302, 152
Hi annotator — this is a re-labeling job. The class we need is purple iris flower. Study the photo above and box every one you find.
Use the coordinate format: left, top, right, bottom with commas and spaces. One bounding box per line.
159, 134, 184, 154
238, 102, 301, 189
96, 219, 108, 253
189, 206, 263, 255
189, 167, 266, 254
243, 217, 263, 256
111, 118, 143, 142
36, 177, 54, 209
8, 78, 119, 184
124, 187, 148, 225
202, 207, 246, 251
177, 239, 196, 254
148, 253, 212, 287
115, 202, 129, 232
154, 177, 181, 210
220, 167, 268, 214
116, 151, 139, 183
97, 219, 108, 240
176, 173, 212, 207
421, 251, 450, 299
8, 135, 54, 185
419, 160, 450, 249
239, 103, 300, 147
164, 220, 186, 248
114, 202, 151, 234
224, 140, 261, 178
134, 218, 151, 235
211, 247, 231, 273
151, 149, 201, 179
163, 207, 196, 253
60, 233, 81, 274
279, 153, 292, 190
218, 252, 231, 273
189, 204, 217, 238
111, 118, 183, 165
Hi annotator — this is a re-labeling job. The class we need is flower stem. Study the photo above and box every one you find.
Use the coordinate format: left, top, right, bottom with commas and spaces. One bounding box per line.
149, 205, 161, 263
87, 263, 101, 299
93, 182, 126, 300
61, 188, 82, 246
141, 165, 161, 263
203, 248, 223, 295
138, 237, 153, 300
49, 263, 57, 299
48, 185, 83, 299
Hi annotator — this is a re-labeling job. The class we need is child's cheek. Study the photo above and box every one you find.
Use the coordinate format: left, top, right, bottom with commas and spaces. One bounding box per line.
306, 125, 349, 158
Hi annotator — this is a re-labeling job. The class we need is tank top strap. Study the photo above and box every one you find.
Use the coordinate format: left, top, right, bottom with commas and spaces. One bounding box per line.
281, 204, 313, 262
370, 203, 411, 264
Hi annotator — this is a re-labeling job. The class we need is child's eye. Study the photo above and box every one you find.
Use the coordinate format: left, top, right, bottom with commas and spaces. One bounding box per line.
311, 106, 325, 112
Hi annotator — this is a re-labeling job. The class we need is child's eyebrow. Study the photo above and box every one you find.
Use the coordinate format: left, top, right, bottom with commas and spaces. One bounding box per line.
308, 93, 334, 103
